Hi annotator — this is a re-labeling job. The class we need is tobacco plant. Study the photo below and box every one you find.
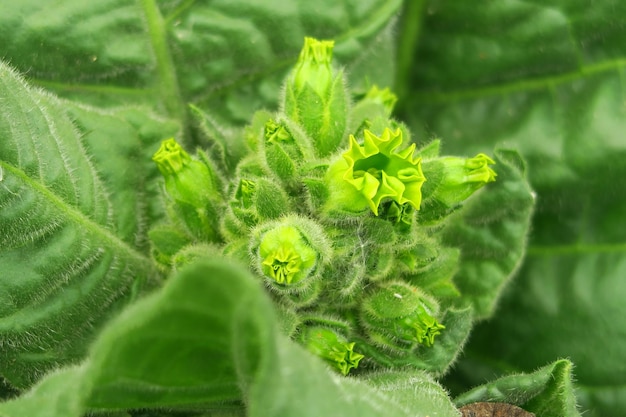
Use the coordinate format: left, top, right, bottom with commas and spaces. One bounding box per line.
1, 1, 624, 417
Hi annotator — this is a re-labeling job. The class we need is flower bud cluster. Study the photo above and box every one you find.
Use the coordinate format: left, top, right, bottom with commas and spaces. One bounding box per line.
150, 38, 498, 375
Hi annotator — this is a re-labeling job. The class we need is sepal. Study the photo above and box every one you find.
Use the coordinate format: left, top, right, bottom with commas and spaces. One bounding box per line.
361, 282, 445, 350
171, 243, 223, 271
148, 224, 193, 269
189, 104, 245, 174
301, 326, 364, 375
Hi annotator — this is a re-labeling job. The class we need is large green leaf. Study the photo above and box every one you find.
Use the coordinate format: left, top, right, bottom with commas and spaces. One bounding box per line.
0, 0, 402, 126
0, 259, 456, 417
398, 2, 626, 416
0, 62, 176, 388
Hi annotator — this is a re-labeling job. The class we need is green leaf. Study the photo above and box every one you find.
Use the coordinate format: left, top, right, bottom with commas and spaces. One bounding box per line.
0, 259, 449, 417
457, 250, 626, 417
364, 370, 459, 417
0, 367, 86, 417
454, 359, 581, 417
66, 104, 181, 249
0, 62, 168, 388
1, 0, 402, 126
399, 3, 626, 415
84, 261, 263, 410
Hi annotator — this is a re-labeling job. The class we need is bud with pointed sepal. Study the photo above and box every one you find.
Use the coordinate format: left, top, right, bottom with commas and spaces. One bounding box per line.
301, 326, 364, 375
423, 153, 497, 207
420, 153, 497, 222
349, 85, 398, 137
361, 282, 445, 350
261, 119, 299, 184
250, 216, 331, 297
283, 37, 348, 157
152, 138, 222, 241
227, 175, 291, 229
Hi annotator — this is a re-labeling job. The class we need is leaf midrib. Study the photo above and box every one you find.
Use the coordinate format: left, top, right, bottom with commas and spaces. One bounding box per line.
528, 242, 626, 256
411, 58, 626, 103
141, 0, 185, 124
0, 161, 157, 276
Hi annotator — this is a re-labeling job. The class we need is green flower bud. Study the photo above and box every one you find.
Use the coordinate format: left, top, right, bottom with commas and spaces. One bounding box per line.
251, 216, 330, 291
293, 37, 334, 98
301, 326, 364, 376
422, 153, 497, 208
363, 85, 398, 116
264, 119, 292, 143
235, 179, 256, 210
284, 37, 348, 157
260, 225, 316, 285
229, 176, 290, 227
262, 119, 299, 183
403, 246, 461, 298
325, 128, 426, 216
221, 179, 259, 237
152, 138, 220, 241
361, 282, 445, 349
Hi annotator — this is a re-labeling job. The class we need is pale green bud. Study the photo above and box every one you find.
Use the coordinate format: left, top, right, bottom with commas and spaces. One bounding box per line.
251, 216, 330, 292
259, 225, 317, 285
363, 85, 398, 116
423, 153, 497, 208
284, 37, 348, 157
152, 139, 221, 241
292, 37, 334, 98
361, 282, 445, 349
301, 326, 364, 375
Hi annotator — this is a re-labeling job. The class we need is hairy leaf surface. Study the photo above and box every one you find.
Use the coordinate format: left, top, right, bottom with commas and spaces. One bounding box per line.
0, 62, 173, 388
455, 359, 580, 417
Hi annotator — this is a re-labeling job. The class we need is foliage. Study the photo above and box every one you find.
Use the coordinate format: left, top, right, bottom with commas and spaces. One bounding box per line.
1, 1, 622, 416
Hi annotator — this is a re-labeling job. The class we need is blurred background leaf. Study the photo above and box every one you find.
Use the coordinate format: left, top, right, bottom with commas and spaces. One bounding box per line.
0, 0, 402, 127
395, 2, 626, 416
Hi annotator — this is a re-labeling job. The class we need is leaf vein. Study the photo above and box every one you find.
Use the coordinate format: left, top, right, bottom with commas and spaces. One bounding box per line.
0, 161, 155, 274
411, 59, 626, 103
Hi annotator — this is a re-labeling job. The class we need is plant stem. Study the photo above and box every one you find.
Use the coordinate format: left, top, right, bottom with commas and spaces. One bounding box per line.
142, 0, 187, 128
394, 0, 427, 112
